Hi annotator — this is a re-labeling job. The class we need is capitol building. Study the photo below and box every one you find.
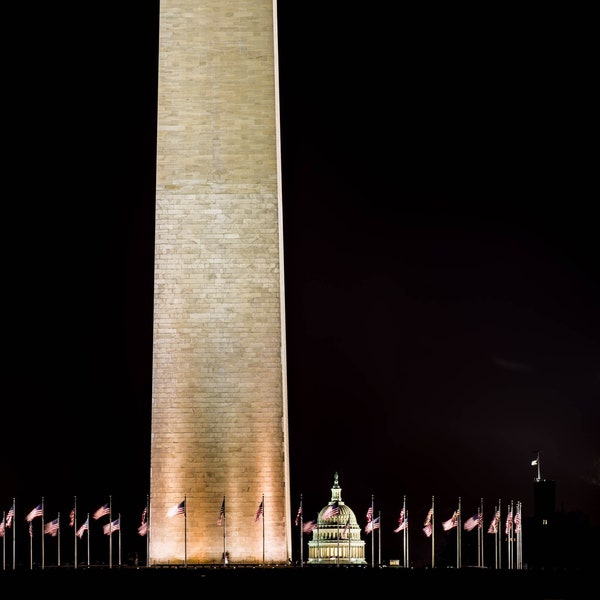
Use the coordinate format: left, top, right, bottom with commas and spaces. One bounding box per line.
306, 473, 367, 565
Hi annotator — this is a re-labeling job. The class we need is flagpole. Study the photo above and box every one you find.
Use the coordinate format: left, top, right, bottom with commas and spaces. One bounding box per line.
405, 507, 409, 568
506, 499, 513, 570
457, 496, 461, 569
476, 501, 481, 567
299, 494, 303, 567
336, 516, 340, 567
492, 504, 498, 569
370, 495, 374, 568
517, 500, 523, 569
1, 510, 4, 571
57, 512, 61, 567
497, 499, 502, 569
431, 495, 435, 569
480, 498, 484, 568
12, 499, 16, 571
87, 513, 91, 567
222, 496, 227, 566
146, 494, 150, 567
184, 495, 187, 568
347, 516, 351, 564
118, 513, 122, 566
316, 519, 320, 564
378, 510, 382, 567
532, 449, 542, 481
515, 500, 520, 570
73, 496, 77, 569
261, 494, 265, 568
41, 497, 45, 570
29, 518, 33, 570
108, 495, 113, 569
404, 496, 409, 568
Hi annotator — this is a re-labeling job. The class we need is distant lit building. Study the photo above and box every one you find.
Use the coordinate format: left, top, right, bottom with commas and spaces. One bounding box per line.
307, 473, 367, 565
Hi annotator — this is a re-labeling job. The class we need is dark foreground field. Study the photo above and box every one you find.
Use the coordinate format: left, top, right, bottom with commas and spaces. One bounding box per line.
0, 565, 593, 599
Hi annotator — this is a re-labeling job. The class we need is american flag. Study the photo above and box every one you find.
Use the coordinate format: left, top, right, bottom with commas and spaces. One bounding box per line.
6, 505, 14, 528
303, 520, 317, 533
138, 507, 148, 536
93, 503, 110, 520
423, 507, 433, 525
295, 503, 302, 526
44, 517, 60, 537
322, 502, 339, 520
394, 509, 408, 533
488, 510, 500, 534
442, 510, 459, 531
76, 518, 89, 539
423, 507, 433, 537
167, 500, 186, 518
366, 506, 373, 522
217, 499, 225, 526
69, 509, 75, 527
505, 511, 513, 535
254, 500, 264, 523
26, 504, 43, 522
463, 513, 480, 532
0, 520, 5, 538
29, 522, 33, 538
365, 517, 380, 534
103, 518, 120, 536
343, 516, 351, 537
514, 510, 521, 533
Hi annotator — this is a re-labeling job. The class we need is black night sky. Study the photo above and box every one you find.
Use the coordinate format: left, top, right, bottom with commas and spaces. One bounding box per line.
2, 3, 598, 568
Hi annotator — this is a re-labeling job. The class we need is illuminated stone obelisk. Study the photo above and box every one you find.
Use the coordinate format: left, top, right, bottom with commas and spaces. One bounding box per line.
149, 1, 291, 565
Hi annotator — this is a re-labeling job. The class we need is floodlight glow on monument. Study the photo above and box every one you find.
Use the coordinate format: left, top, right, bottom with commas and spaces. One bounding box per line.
148, 0, 292, 565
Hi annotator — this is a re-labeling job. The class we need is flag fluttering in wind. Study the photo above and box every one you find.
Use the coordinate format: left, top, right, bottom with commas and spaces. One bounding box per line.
343, 516, 351, 537
103, 518, 120, 535
365, 517, 380, 534
217, 498, 225, 526
295, 503, 302, 526
26, 504, 43, 522
514, 508, 521, 533
505, 510, 513, 535
138, 507, 148, 536
303, 520, 317, 533
322, 502, 339, 520
44, 517, 60, 537
423, 507, 433, 537
76, 518, 89, 539
366, 506, 373, 522
464, 513, 480, 532
254, 500, 264, 523
167, 500, 185, 518
394, 509, 408, 533
442, 510, 459, 531
69, 509, 75, 527
487, 510, 500, 534
93, 503, 110, 520
6, 504, 14, 528
0, 519, 5, 538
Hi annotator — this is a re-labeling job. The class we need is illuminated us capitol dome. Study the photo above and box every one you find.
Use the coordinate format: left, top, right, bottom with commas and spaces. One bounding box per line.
307, 473, 367, 565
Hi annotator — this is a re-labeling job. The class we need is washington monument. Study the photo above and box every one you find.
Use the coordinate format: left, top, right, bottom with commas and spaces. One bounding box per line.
149, 1, 291, 565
